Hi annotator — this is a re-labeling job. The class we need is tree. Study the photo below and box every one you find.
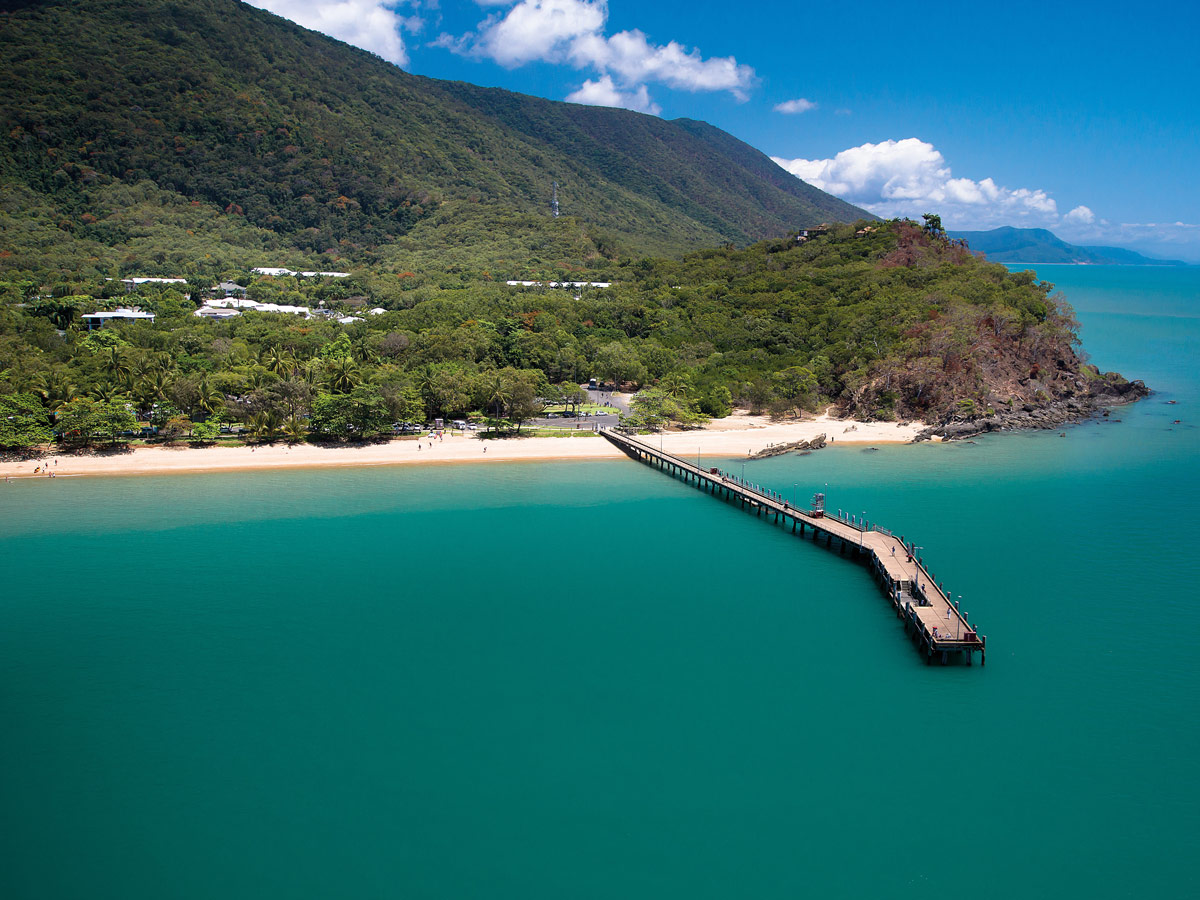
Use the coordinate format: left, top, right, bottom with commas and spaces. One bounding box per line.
162, 415, 193, 441
0, 393, 53, 449
504, 371, 544, 434
558, 382, 587, 414
324, 356, 360, 394
772, 366, 819, 413
189, 421, 221, 443
37, 371, 78, 413
281, 414, 309, 445
260, 345, 294, 377
309, 386, 390, 440
54, 398, 102, 447
699, 385, 732, 418
594, 341, 646, 388
134, 370, 171, 416
103, 347, 133, 389
345, 384, 391, 438
249, 410, 281, 442
94, 400, 138, 445
196, 379, 224, 418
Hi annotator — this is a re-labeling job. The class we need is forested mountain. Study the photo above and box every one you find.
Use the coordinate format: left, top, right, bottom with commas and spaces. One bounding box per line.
953, 227, 1185, 266
0, 0, 865, 280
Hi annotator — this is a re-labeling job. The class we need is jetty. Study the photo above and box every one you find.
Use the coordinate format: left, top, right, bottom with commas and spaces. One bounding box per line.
602, 430, 985, 666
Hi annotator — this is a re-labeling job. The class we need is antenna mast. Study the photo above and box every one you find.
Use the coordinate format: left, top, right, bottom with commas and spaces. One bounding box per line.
551, 181, 560, 218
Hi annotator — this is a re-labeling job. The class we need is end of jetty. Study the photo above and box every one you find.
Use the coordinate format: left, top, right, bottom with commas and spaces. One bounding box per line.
603, 430, 985, 666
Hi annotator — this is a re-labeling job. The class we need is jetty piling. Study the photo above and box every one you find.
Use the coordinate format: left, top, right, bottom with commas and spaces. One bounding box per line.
602, 429, 985, 666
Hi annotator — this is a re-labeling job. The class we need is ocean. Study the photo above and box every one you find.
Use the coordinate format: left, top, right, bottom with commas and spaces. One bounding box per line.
1, 265, 1197, 899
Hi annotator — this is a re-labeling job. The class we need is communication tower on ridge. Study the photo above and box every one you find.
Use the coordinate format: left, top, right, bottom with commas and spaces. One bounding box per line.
551, 181, 560, 218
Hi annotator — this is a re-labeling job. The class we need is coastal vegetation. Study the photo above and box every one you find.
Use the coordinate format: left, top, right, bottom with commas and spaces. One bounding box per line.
0, 218, 1139, 449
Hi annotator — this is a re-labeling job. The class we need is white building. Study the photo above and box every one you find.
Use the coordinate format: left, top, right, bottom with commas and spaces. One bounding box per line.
505, 280, 611, 288
193, 306, 242, 320
251, 267, 350, 278
81, 308, 156, 330
119, 277, 188, 288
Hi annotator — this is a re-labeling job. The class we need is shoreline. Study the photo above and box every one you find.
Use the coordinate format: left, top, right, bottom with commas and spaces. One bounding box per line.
0, 415, 931, 479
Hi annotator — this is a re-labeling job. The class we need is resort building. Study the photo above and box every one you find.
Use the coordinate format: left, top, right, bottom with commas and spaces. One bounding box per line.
81, 308, 156, 330
250, 267, 351, 278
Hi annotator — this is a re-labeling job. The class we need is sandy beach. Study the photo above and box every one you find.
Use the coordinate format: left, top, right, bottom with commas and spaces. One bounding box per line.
0, 414, 931, 479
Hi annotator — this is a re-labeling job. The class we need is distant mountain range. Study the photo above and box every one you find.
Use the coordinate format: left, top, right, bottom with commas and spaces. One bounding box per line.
950, 227, 1186, 266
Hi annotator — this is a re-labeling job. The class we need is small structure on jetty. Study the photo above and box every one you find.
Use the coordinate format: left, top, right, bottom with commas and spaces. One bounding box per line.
602, 430, 986, 666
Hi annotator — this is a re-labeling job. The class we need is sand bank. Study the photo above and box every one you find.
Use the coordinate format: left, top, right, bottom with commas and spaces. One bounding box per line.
0, 414, 931, 479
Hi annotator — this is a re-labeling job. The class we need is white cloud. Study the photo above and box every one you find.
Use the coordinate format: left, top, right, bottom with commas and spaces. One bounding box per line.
774, 98, 817, 114
566, 75, 661, 115
474, 0, 605, 67
772, 138, 1058, 228
247, 1, 415, 66
1063, 205, 1095, 225
445, 0, 754, 114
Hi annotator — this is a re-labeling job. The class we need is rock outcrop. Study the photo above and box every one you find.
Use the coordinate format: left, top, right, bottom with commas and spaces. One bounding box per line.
749, 434, 827, 459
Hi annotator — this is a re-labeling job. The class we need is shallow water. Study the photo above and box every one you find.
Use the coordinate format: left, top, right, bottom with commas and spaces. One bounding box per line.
1, 265, 1197, 899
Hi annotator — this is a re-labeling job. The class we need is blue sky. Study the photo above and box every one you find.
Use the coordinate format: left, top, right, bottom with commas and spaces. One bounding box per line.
248, 1, 1200, 260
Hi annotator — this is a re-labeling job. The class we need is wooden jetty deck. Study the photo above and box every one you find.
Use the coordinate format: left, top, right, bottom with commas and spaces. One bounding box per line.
602, 429, 986, 665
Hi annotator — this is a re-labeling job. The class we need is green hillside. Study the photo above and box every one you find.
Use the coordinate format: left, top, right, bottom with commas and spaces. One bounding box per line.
0, 0, 865, 279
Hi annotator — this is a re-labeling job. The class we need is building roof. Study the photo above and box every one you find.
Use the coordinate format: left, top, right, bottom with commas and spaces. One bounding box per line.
81, 308, 156, 321
251, 267, 350, 278
505, 280, 611, 288
206, 297, 311, 316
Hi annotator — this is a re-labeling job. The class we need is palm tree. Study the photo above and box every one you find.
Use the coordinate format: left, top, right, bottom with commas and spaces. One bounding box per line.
38, 371, 78, 412
415, 364, 438, 419
196, 378, 224, 418
324, 356, 359, 394
281, 414, 308, 445
249, 410, 281, 442
484, 373, 510, 420
299, 359, 323, 386
89, 380, 125, 403
247, 366, 274, 390
104, 348, 133, 388
350, 336, 377, 365
134, 370, 170, 417
260, 345, 295, 377
659, 372, 691, 401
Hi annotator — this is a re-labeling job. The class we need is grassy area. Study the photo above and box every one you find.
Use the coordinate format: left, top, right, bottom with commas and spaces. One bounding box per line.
540, 404, 619, 416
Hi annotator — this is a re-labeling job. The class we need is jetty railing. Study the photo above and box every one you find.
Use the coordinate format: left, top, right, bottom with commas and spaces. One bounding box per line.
602, 429, 985, 666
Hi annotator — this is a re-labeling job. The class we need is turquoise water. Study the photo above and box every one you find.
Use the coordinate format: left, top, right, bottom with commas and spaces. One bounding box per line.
2, 266, 1198, 899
